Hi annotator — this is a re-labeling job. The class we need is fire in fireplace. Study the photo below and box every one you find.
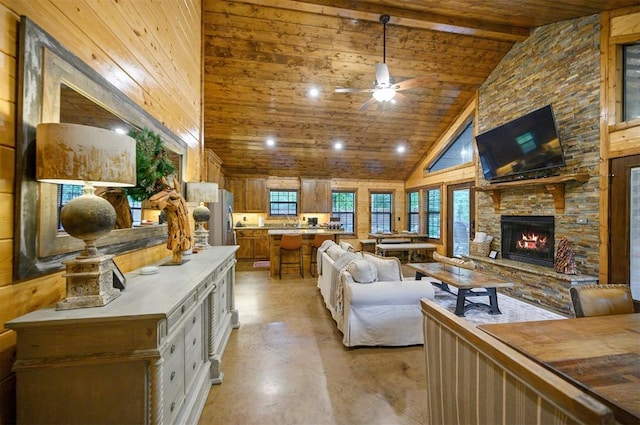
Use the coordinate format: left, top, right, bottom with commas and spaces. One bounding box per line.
501, 215, 555, 267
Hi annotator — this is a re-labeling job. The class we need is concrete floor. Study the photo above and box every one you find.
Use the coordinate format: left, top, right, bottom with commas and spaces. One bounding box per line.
199, 261, 427, 425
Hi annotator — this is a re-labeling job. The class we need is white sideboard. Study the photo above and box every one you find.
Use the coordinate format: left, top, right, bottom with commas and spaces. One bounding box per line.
6, 246, 239, 425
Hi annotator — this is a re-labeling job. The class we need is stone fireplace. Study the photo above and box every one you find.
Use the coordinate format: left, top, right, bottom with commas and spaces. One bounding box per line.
501, 215, 555, 268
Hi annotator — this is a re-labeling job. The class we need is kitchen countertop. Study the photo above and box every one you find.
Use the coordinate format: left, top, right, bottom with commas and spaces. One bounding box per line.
267, 228, 344, 235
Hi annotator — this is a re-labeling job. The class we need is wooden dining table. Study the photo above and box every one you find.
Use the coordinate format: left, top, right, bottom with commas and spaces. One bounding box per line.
478, 314, 640, 424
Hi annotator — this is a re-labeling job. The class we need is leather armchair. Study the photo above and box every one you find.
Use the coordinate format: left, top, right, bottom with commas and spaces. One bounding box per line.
569, 284, 634, 317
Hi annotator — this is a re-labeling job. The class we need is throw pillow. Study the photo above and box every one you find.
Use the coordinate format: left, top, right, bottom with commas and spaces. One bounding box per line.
326, 245, 344, 261
346, 259, 377, 283
362, 252, 402, 281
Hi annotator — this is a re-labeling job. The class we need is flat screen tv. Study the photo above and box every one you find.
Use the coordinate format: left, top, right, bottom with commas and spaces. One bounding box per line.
475, 105, 565, 181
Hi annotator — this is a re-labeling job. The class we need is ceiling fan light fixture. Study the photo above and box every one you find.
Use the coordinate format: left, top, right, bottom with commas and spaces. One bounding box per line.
372, 88, 396, 102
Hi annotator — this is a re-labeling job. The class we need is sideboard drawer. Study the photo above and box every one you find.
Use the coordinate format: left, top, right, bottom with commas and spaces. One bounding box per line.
184, 308, 204, 390
168, 292, 197, 330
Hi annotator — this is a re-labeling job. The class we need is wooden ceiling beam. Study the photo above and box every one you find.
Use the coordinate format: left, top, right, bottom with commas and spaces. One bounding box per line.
218, 0, 530, 42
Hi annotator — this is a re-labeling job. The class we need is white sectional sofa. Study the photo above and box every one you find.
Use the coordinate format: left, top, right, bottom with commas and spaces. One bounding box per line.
316, 241, 434, 347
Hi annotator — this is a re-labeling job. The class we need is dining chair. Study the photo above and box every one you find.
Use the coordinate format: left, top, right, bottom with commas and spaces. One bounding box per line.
309, 234, 335, 277
569, 284, 634, 317
279, 234, 304, 279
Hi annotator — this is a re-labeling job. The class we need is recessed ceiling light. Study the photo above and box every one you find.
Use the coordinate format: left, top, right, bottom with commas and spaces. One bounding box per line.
266, 138, 275, 147
309, 88, 319, 98
396, 145, 406, 153
114, 127, 127, 135
334, 141, 343, 150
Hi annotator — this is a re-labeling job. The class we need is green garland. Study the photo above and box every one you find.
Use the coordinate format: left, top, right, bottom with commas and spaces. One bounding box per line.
126, 128, 176, 201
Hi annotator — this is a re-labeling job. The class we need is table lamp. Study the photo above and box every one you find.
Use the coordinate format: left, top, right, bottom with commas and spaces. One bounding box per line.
186, 182, 219, 250
36, 123, 136, 310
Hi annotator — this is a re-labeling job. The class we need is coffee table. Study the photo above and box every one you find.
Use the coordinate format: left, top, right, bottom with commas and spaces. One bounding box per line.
407, 262, 515, 316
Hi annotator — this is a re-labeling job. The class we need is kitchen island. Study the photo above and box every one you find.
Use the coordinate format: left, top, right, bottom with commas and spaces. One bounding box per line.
268, 229, 345, 277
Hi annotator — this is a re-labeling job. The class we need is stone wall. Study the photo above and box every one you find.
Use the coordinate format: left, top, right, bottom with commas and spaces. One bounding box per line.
477, 14, 601, 278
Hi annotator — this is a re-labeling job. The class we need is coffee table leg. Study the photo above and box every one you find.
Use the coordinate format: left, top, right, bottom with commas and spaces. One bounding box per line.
455, 289, 469, 316
487, 288, 501, 315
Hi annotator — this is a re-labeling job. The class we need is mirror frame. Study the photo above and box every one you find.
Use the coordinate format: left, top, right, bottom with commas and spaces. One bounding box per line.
14, 16, 187, 281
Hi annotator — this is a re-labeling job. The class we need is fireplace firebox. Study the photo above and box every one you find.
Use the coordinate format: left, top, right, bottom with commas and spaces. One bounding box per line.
501, 215, 555, 267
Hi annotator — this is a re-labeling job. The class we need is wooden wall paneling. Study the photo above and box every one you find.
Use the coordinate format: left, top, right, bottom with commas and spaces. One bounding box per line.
0, 99, 14, 149
0, 193, 11, 240
0, 145, 13, 193
0, 51, 14, 105
0, 239, 11, 287
8, 0, 202, 154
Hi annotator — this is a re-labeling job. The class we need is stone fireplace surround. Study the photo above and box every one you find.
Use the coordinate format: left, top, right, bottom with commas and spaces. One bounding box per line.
466, 255, 597, 316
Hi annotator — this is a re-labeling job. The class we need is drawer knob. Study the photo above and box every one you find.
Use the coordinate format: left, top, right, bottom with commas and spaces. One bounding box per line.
193, 338, 197, 346
170, 344, 176, 354
171, 402, 175, 412
192, 362, 196, 370
171, 371, 176, 381
181, 305, 186, 313
192, 316, 196, 324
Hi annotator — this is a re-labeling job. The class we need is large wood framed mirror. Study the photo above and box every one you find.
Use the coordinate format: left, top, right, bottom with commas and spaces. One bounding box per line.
14, 16, 187, 280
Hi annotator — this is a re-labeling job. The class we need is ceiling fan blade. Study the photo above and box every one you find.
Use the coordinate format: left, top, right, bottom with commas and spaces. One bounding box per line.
393, 91, 412, 106
393, 76, 434, 91
335, 87, 374, 93
375, 63, 390, 87
358, 97, 378, 112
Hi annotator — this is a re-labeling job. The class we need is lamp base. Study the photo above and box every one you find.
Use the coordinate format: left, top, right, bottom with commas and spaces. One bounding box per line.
56, 254, 121, 310
193, 222, 210, 250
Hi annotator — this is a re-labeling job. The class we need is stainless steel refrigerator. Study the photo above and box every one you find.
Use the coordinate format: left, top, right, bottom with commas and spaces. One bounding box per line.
209, 189, 235, 246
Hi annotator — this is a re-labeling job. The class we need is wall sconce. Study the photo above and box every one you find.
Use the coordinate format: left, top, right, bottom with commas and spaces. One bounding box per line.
36, 123, 136, 310
186, 182, 219, 250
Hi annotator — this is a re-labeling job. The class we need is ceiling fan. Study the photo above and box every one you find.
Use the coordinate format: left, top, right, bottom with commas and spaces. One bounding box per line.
335, 14, 430, 111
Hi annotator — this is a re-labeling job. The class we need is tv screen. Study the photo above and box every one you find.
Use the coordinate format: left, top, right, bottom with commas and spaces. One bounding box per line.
475, 105, 565, 181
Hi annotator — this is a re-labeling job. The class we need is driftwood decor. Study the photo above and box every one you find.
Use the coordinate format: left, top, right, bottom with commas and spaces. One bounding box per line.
554, 237, 577, 275
149, 176, 193, 265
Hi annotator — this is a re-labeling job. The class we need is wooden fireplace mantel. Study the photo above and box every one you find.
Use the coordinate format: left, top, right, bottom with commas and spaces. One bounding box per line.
474, 173, 590, 214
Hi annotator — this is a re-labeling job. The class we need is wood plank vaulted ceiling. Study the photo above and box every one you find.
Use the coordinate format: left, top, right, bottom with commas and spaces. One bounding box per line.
203, 0, 640, 181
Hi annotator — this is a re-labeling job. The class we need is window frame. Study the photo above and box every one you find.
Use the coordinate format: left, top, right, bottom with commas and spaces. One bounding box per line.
425, 119, 474, 174
269, 189, 298, 217
406, 190, 420, 233
422, 186, 442, 242
370, 191, 394, 233
332, 190, 356, 234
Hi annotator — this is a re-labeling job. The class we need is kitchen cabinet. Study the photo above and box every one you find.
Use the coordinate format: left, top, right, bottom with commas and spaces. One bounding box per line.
300, 179, 331, 213
236, 229, 269, 260
6, 247, 239, 425
226, 178, 266, 212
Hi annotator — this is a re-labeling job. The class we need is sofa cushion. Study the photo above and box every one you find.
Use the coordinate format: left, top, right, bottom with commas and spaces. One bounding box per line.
326, 245, 345, 261
345, 280, 435, 306
362, 252, 402, 281
346, 259, 377, 283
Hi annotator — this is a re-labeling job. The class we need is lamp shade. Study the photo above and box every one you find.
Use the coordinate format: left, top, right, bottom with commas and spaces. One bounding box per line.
186, 182, 219, 203
36, 122, 136, 187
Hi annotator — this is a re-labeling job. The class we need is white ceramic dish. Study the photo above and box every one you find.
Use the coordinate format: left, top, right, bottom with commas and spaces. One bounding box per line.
140, 266, 159, 275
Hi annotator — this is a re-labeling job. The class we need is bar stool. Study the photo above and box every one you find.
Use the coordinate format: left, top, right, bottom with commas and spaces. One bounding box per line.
279, 234, 304, 279
310, 234, 335, 277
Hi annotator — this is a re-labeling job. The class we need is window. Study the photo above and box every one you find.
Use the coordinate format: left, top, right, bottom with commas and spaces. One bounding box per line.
422, 187, 441, 240
427, 120, 474, 173
370, 192, 393, 233
407, 191, 419, 233
623, 43, 640, 122
269, 190, 298, 216
332, 191, 355, 233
